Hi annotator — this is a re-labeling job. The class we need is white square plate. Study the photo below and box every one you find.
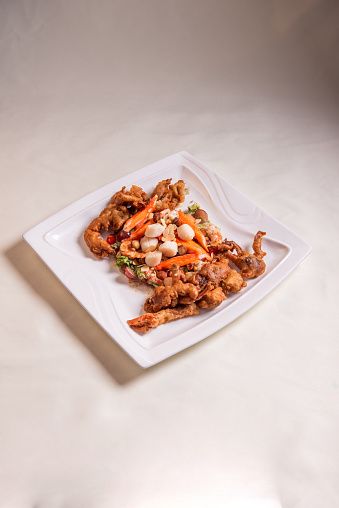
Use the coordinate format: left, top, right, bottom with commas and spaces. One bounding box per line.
23, 152, 311, 367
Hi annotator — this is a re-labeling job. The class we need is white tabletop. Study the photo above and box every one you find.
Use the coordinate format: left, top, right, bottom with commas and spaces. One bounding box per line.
1, 1, 339, 507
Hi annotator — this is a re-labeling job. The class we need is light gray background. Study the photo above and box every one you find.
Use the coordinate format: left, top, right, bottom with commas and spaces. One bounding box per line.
1, 1, 339, 507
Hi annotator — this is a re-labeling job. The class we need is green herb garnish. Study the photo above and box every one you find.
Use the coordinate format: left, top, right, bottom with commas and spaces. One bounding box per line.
134, 266, 147, 280
186, 203, 200, 215
116, 255, 135, 269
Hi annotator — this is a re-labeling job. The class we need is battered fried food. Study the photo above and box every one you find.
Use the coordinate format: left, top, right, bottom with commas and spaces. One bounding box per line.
221, 269, 247, 294
143, 264, 212, 312
127, 303, 200, 333
219, 231, 266, 279
197, 287, 226, 309
196, 258, 231, 286
84, 205, 130, 258
151, 178, 186, 211
83, 177, 267, 334
111, 185, 149, 210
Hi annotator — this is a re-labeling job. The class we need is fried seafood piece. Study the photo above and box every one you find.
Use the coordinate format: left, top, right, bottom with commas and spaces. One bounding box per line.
111, 185, 149, 210
84, 205, 130, 258
219, 231, 266, 279
143, 266, 210, 312
144, 285, 179, 313
195, 258, 231, 286
151, 179, 186, 211
84, 184, 150, 258
197, 287, 226, 309
127, 303, 200, 333
221, 269, 247, 294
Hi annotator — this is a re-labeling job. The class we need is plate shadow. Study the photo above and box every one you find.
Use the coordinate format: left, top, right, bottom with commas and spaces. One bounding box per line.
5, 239, 153, 385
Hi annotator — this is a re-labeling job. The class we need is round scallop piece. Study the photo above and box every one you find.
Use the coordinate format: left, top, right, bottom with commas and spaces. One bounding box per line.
145, 251, 162, 267
145, 223, 165, 238
140, 236, 158, 252
177, 224, 195, 241
159, 241, 178, 257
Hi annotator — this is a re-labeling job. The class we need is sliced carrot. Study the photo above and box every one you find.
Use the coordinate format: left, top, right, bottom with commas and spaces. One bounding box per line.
129, 219, 154, 240
178, 209, 209, 252
155, 253, 199, 271
175, 238, 212, 261
123, 195, 158, 232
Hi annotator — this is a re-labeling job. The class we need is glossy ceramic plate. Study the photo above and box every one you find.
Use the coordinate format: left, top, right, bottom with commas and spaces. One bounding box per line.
23, 152, 311, 367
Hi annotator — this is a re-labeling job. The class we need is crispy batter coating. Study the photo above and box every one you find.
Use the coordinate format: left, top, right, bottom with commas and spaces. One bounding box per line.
224, 231, 266, 278
84, 184, 149, 258
151, 178, 186, 211
127, 303, 200, 333
143, 272, 208, 312
111, 185, 149, 209
197, 287, 226, 309
84, 205, 130, 258
221, 269, 247, 293
144, 285, 179, 313
196, 258, 230, 286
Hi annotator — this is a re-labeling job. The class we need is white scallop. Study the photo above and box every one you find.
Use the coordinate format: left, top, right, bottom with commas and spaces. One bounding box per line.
145, 251, 162, 267
159, 241, 178, 257
177, 224, 195, 241
140, 236, 158, 252
145, 223, 165, 238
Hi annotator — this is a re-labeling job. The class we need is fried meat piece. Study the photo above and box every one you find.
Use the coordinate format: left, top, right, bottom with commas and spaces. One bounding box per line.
127, 303, 200, 333
197, 258, 230, 286
221, 269, 247, 294
143, 279, 204, 312
197, 287, 226, 309
224, 231, 266, 278
84, 204, 130, 258
151, 179, 186, 211
111, 185, 149, 210
144, 285, 179, 313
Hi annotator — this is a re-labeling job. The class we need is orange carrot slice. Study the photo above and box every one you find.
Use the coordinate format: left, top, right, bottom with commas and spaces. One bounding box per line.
155, 253, 199, 271
178, 209, 209, 251
123, 195, 158, 232
128, 219, 154, 240
175, 238, 212, 261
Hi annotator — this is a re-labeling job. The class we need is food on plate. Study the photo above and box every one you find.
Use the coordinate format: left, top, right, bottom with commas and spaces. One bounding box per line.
84, 178, 267, 332
217, 231, 266, 278
127, 303, 201, 333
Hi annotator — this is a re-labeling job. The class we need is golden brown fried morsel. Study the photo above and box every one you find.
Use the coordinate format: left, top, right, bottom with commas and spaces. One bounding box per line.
197, 258, 230, 286
151, 178, 186, 211
144, 264, 212, 312
111, 185, 149, 210
144, 285, 179, 313
127, 303, 200, 333
221, 269, 247, 294
197, 287, 226, 309
220, 231, 266, 279
84, 184, 150, 258
84, 205, 130, 258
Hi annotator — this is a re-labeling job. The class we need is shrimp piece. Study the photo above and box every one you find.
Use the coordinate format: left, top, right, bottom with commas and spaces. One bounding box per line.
84, 205, 130, 258
127, 303, 200, 333
225, 231, 266, 278
119, 240, 146, 259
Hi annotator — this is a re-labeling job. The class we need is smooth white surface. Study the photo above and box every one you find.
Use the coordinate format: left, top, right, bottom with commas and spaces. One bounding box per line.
23, 152, 311, 367
1, 0, 339, 506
